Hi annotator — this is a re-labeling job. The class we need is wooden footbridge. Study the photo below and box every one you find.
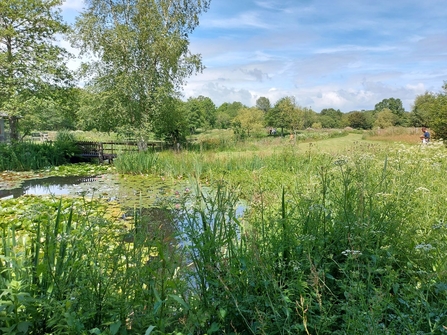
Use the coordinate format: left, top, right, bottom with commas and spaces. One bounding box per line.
76, 141, 164, 162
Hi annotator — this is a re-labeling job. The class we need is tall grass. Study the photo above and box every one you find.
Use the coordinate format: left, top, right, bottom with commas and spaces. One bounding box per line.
0, 132, 78, 171
0, 196, 187, 334
170, 142, 447, 334
3, 141, 447, 334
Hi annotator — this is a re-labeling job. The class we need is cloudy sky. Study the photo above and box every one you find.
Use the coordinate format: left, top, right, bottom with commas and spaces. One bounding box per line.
61, 0, 447, 112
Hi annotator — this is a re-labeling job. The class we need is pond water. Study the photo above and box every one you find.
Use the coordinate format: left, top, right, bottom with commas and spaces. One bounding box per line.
0, 174, 182, 208
0, 175, 96, 200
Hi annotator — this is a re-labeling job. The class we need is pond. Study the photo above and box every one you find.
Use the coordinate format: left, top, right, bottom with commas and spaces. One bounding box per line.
0, 171, 247, 243
0, 173, 186, 208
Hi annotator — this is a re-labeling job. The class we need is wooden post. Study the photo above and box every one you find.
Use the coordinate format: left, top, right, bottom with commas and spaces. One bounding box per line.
99, 142, 104, 163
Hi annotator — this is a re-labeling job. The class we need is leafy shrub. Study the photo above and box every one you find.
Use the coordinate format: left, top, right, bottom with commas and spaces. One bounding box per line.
0, 142, 66, 171
54, 130, 80, 160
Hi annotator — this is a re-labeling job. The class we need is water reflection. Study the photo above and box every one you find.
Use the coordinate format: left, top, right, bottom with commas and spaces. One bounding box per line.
0, 174, 182, 209
0, 176, 97, 200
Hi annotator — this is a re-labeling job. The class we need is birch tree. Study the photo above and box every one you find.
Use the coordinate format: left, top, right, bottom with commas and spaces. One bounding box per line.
72, 0, 210, 138
0, 0, 72, 140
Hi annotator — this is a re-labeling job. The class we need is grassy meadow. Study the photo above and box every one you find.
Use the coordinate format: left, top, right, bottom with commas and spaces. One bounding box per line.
2, 129, 447, 334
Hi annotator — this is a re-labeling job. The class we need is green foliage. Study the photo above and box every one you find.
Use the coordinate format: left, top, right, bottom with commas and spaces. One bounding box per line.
410, 92, 437, 127
374, 97, 406, 125
169, 144, 447, 333
75, 89, 126, 133
346, 111, 371, 129
266, 96, 296, 135
0, 131, 81, 171
302, 107, 318, 129
72, 0, 210, 135
256, 96, 271, 113
4, 139, 447, 334
0, 142, 66, 171
1, 196, 187, 334
152, 97, 189, 145
114, 151, 159, 175
54, 130, 80, 160
184, 96, 216, 133
0, 0, 73, 140
426, 83, 447, 141
319, 108, 343, 128
374, 108, 396, 128
233, 107, 265, 139
216, 101, 245, 119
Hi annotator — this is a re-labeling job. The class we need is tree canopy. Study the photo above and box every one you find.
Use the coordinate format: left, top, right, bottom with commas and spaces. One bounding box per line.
256, 96, 271, 113
266, 96, 296, 136
72, 0, 210, 139
426, 82, 447, 140
374, 98, 405, 125
0, 0, 72, 140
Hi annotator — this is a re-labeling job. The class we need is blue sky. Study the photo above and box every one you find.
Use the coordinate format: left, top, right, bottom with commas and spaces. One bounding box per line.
60, 0, 447, 112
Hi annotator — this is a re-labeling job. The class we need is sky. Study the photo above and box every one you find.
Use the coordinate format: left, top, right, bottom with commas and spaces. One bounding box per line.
60, 0, 447, 112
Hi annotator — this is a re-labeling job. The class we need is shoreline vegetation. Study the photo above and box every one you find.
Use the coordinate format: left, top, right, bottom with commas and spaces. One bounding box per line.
2, 128, 447, 334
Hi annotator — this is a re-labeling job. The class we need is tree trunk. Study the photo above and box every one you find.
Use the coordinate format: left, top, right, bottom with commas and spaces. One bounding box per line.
9, 116, 19, 142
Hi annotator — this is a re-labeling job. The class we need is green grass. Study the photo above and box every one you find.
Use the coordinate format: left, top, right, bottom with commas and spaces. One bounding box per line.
2, 133, 447, 334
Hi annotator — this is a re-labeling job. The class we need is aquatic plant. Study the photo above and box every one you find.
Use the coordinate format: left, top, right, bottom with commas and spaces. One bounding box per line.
2, 139, 447, 334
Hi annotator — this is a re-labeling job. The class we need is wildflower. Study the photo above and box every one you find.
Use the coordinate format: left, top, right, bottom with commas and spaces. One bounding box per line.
334, 156, 349, 166
342, 249, 362, 256
415, 243, 433, 251
432, 220, 446, 230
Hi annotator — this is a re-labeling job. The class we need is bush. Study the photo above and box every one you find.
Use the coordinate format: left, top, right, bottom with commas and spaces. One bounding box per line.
54, 130, 80, 160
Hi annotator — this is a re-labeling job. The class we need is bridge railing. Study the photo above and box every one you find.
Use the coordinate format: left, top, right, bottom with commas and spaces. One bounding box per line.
75, 140, 165, 162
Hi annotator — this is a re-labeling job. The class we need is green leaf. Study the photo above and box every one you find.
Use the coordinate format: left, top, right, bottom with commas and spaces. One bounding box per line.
145, 325, 156, 335
18, 321, 32, 333
168, 294, 189, 311
207, 322, 220, 334
109, 320, 121, 335
153, 300, 162, 314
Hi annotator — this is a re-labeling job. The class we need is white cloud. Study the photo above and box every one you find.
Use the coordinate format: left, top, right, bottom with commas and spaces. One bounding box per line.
60, 0, 84, 11
59, 0, 447, 113
202, 11, 272, 30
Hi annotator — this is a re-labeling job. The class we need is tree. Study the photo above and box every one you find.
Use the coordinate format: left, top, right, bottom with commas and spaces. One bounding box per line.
184, 96, 207, 133
302, 107, 317, 129
319, 108, 343, 128
267, 96, 296, 136
256, 96, 271, 113
72, 0, 210, 139
426, 82, 447, 140
410, 92, 437, 127
347, 111, 369, 129
374, 108, 396, 128
152, 97, 189, 146
0, 0, 72, 140
233, 107, 264, 138
195, 95, 216, 129
215, 112, 232, 129
19, 86, 79, 132
289, 106, 305, 133
76, 89, 126, 132
374, 98, 405, 125
217, 101, 244, 119
215, 101, 244, 129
